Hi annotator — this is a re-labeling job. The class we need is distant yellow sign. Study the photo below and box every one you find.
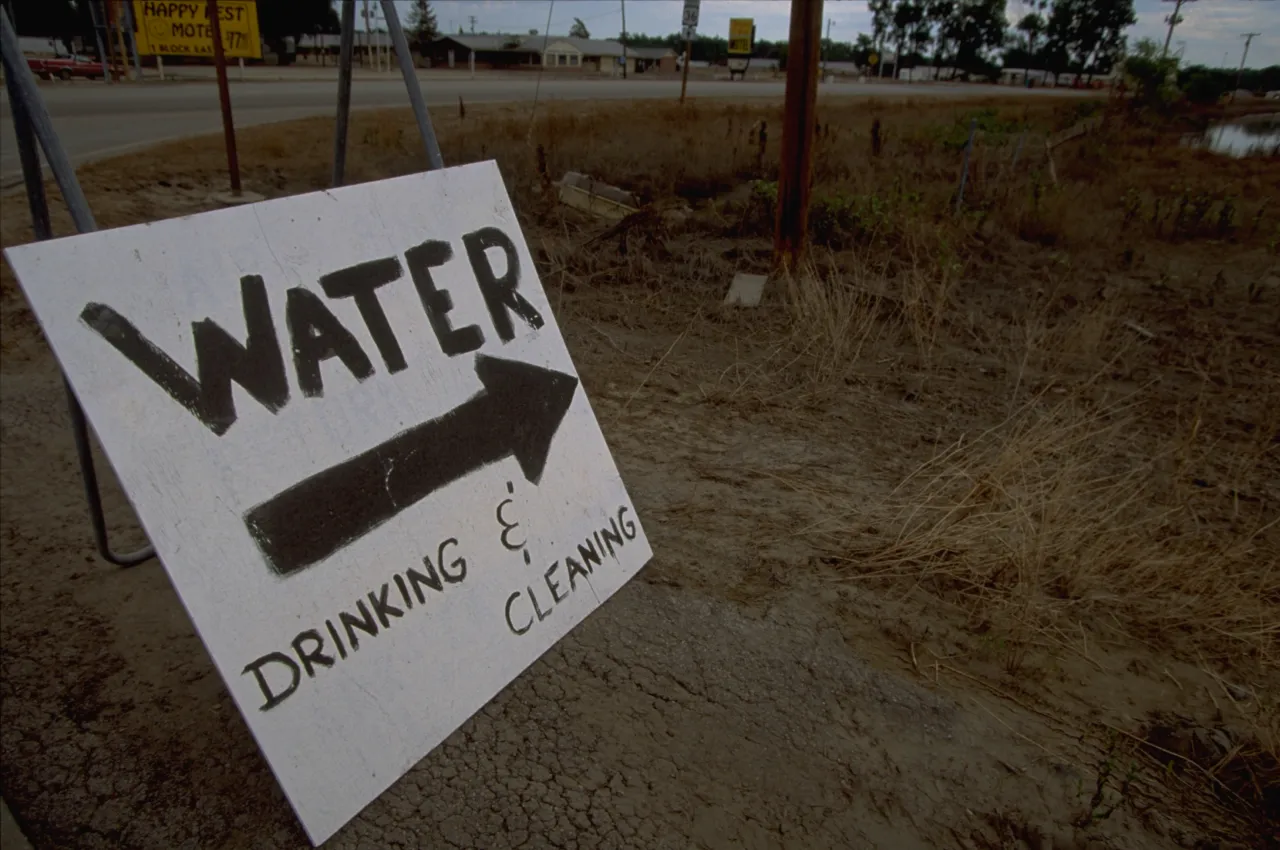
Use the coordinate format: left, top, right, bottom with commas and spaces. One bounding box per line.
132, 0, 262, 59
869, 52, 879, 66
728, 18, 753, 56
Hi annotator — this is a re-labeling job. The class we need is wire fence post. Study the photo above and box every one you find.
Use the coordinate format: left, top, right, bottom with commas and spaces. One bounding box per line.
380, 0, 443, 170
0, 8, 154, 567
332, 0, 357, 187
954, 117, 977, 215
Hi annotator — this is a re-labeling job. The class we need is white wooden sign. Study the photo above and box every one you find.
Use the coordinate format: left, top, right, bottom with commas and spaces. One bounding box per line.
4, 163, 652, 845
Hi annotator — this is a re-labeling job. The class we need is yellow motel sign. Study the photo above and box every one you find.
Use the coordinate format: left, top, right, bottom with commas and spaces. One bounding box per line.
132, 0, 262, 59
728, 18, 754, 56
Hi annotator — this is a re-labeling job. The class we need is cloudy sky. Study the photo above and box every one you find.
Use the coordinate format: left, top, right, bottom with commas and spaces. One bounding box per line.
396, 0, 1277, 68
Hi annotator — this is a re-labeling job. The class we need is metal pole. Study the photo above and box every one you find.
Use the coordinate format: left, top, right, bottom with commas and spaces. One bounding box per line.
381, 0, 444, 170
88, 1, 111, 83
122, 0, 143, 81
955, 117, 977, 214
207, 0, 242, 193
0, 9, 154, 568
1011, 130, 1026, 170
332, 0, 356, 186
1237, 33, 1259, 91
774, 0, 823, 268
620, 0, 628, 79
679, 38, 692, 102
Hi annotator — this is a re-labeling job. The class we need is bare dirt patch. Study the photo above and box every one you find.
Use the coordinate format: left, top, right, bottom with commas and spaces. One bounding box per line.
2, 97, 1277, 849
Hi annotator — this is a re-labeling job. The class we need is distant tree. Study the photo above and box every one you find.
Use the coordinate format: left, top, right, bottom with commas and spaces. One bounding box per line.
925, 0, 955, 72
1016, 1, 1047, 63
256, 0, 339, 62
1045, 0, 1135, 80
891, 1, 926, 77
569, 17, 590, 39
945, 0, 1007, 76
1124, 36, 1178, 105
869, 0, 894, 67
1, 0, 86, 53
408, 0, 438, 47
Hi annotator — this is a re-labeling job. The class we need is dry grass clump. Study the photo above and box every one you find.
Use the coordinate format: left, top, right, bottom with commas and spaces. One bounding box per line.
821, 395, 1278, 667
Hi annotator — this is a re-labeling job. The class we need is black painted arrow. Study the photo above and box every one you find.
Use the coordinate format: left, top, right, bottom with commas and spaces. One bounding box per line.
245, 354, 579, 577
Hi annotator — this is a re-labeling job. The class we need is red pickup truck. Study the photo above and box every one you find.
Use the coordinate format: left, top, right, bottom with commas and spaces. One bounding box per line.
26, 55, 124, 81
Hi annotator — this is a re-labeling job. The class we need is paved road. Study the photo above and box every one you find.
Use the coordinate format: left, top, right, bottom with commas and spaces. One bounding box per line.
0, 75, 1085, 182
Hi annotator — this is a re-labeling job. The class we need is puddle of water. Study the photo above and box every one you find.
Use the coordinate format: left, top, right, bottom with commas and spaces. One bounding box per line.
1186, 115, 1280, 157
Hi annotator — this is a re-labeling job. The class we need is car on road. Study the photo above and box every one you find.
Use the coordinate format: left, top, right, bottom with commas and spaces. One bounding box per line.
26, 54, 123, 81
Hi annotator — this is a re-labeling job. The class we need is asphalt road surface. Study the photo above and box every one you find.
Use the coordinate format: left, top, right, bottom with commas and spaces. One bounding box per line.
0, 75, 1084, 182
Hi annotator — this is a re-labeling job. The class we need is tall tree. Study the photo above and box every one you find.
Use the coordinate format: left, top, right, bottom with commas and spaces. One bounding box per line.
946, 0, 1007, 75
1016, 0, 1048, 61
1, 0, 86, 53
256, 0, 339, 61
892, 0, 926, 77
408, 0, 438, 46
1045, 0, 1135, 80
926, 0, 956, 73
569, 17, 590, 39
869, 0, 894, 73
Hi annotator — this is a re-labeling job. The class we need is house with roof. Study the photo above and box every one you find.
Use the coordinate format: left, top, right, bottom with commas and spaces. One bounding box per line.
627, 46, 678, 74
426, 34, 634, 75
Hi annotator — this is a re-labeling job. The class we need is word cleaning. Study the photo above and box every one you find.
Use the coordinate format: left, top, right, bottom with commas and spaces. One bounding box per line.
80, 225, 544, 436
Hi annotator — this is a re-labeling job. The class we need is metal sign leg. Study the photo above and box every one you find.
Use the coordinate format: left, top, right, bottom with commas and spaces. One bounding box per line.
332, 0, 357, 187
1, 9, 154, 567
380, 0, 443, 171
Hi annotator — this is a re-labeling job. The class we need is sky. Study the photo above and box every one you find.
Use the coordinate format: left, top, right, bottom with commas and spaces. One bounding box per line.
383, 0, 1279, 69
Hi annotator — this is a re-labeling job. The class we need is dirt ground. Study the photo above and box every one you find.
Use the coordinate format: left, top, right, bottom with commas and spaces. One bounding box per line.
1, 98, 1277, 849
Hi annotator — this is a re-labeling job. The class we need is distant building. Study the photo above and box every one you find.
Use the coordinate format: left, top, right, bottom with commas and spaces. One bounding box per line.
17, 36, 68, 56
1001, 68, 1052, 87
627, 46, 677, 74
426, 35, 633, 74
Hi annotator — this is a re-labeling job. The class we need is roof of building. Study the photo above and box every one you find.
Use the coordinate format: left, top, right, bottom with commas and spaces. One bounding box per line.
546, 37, 626, 57
627, 46, 675, 59
433, 34, 627, 57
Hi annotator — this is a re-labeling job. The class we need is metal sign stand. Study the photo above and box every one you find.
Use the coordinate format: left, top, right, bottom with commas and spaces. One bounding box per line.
0, 0, 443, 568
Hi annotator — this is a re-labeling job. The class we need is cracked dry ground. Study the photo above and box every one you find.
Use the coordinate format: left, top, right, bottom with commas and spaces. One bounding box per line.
3, 281, 1238, 850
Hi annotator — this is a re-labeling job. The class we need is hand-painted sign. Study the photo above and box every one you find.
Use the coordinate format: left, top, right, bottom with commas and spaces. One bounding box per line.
132, 0, 263, 59
728, 18, 754, 55
681, 0, 700, 40
4, 162, 651, 845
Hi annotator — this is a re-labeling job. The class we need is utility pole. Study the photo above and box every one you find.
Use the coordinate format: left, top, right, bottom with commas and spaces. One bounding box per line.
469, 15, 477, 34
108, 1, 129, 81
822, 18, 831, 79
362, 0, 371, 67
775, 0, 823, 268
207, 0, 241, 195
1161, 0, 1196, 60
1237, 32, 1260, 90
680, 37, 692, 101
620, 0, 628, 79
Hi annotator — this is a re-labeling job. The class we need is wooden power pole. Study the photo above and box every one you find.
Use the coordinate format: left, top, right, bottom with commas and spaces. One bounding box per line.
207, 0, 242, 195
774, 0, 823, 268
